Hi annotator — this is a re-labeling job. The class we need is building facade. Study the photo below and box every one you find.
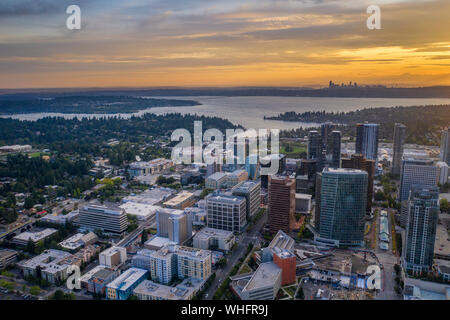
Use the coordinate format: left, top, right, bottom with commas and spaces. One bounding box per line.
268, 175, 296, 234
392, 123, 407, 175
78, 205, 128, 235
232, 180, 261, 219
355, 123, 379, 161
440, 127, 450, 166
403, 186, 440, 273
206, 192, 247, 233
315, 168, 368, 247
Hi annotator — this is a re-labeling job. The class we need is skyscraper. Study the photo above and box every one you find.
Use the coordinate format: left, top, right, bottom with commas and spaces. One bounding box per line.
403, 186, 439, 273
392, 123, 406, 175
315, 168, 368, 247
341, 154, 375, 213
356, 123, 379, 161
307, 125, 341, 171
268, 175, 296, 234
440, 127, 450, 166
399, 159, 439, 227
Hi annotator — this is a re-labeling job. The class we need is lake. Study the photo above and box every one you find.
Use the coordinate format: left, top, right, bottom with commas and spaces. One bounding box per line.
2, 96, 450, 130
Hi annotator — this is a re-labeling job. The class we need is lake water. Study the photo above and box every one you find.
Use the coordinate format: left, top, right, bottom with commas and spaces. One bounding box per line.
2, 96, 450, 130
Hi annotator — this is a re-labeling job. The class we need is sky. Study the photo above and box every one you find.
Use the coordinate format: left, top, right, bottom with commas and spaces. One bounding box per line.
0, 0, 449, 88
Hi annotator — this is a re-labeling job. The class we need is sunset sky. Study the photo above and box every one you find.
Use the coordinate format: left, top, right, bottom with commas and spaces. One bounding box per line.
0, 0, 449, 88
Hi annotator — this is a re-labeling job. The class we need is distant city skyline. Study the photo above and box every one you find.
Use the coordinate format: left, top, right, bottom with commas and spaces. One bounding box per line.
0, 0, 449, 88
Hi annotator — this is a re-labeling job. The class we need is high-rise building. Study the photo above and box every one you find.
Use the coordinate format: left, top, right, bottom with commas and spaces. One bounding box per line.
78, 205, 128, 235
403, 186, 440, 273
260, 154, 286, 189
436, 161, 449, 185
268, 175, 296, 234
392, 123, 406, 175
307, 125, 341, 171
440, 127, 450, 166
356, 123, 379, 161
156, 208, 192, 244
232, 180, 261, 218
206, 192, 247, 233
245, 154, 260, 180
341, 154, 375, 213
315, 168, 368, 247
399, 159, 439, 227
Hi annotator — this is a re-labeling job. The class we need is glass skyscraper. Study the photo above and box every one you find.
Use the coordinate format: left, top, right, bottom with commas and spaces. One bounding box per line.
315, 168, 368, 247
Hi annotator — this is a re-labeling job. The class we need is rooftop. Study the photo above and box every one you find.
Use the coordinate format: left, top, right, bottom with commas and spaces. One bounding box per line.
13, 228, 58, 243
124, 188, 175, 205
206, 172, 227, 181
243, 262, 282, 292
119, 202, 160, 219
194, 227, 234, 241
133, 278, 204, 300
163, 191, 194, 207
106, 267, 148, 291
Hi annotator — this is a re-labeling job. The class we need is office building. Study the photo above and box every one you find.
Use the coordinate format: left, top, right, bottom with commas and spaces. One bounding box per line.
0, 250, 18, 269
295, 193, 312, 214
260, 154, 286, 189
399, 159, 439, 227
12, 228, 58, 246
245, 154, 260, 180
440, 127, 450, 166
232, 180, 261, 218
230, 262, 282, 300
163, 191, 196, 210
206, 192, 247, 233
268, 175, 295, 234
128, 159, 173, 177
315, 168, 368, 247
307, 125, 341, 171
341, 154, 375, 213
99, 247, 127, 268
106, 268, 148, 300
403, 186, 440, 273
227, 169, 249, 188
78, 204, 128, 235
436, 161, 449, 185
193, 227, 236, 252
392, 123, 407, 175
205, 172, 228, 190
156, 208, 192, 244
356, 123, 379, 161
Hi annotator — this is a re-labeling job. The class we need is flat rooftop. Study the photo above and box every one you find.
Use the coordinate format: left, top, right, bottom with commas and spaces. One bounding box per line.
269, 230, 295, 251
124, 188, 175, 205
243, 262, 281, 292
119, 202, 160, 219
194, 227, 234, 241
106, 268, 148, 291
163, 191, 194, 207
13, 228, 58, 242
145, 236, 176, 249
133, 278, 204, 300
206, 193, 245, 204
18, 249, 72, 271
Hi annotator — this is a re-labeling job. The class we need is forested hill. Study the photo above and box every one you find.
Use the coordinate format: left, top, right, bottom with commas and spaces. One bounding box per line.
273, 104, 450, 146
0, 95, 200, 114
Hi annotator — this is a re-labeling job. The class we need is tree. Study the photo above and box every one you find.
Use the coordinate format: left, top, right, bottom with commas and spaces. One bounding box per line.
30, 286, 40, 296
440, 199, 449, 214
141, 229, 148, 244
26, 239, 35, 254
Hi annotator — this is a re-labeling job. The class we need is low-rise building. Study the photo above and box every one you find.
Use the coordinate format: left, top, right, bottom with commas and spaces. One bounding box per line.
12, 228, 58, 246
88, 268, 119, 295
18, 249, 72, 284
133, 278, 205, 300
128, 159, 174, 177
59, 232, 98, 251
106, 268, 149, 300
163, 191, 196, 210
227, 170, 249, 188
0, 249, 18, 269
119, 202, 160, 221
230, 262, 282, 300
193, 227, 235, 252
205, 172, 228, 190
40, 210, 80, 225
